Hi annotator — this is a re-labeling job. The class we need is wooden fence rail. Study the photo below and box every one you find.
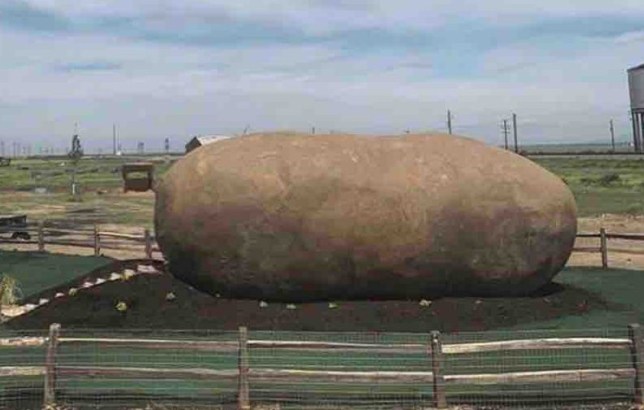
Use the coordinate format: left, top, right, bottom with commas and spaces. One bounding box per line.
2, 224, 643, 267
0, 221, 159, 259
0, 323, 643, 409
573, 230, 644, 268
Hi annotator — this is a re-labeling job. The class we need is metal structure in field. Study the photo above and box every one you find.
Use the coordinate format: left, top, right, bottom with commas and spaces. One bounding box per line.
628, 63, 644, 153
121, 162, 154, 193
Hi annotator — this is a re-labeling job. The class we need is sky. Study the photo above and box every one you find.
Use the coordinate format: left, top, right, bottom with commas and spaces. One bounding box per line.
1, 0, 643, 154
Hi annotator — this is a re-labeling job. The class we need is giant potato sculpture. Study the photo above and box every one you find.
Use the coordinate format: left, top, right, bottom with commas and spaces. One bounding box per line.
155, 133, 577, 301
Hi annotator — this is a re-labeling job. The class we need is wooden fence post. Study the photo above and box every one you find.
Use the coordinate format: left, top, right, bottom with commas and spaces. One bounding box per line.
38, 221, 45, 252
430, 330, 447, 408
93, 225, 100, 257
629, 324, 643, 405
144, 229, 152, 259
43, 323, 61, 407
600, 228, 608, 269
238, 326, 250, 410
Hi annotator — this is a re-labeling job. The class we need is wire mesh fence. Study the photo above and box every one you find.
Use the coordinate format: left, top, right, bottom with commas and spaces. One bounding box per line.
0, 325, 641, 409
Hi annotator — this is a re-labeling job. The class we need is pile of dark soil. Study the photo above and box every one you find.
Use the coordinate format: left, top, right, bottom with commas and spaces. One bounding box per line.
7, 260, 621, 332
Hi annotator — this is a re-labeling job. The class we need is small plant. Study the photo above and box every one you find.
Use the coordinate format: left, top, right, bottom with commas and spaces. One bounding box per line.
419, 299, 432, 307
115, 301, 128, 312
598, 172, 620, 186
0, 275, 23, 305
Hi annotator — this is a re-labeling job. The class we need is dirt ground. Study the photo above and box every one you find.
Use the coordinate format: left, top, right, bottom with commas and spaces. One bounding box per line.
571, 214, 644, 269
6, 259, 622, 332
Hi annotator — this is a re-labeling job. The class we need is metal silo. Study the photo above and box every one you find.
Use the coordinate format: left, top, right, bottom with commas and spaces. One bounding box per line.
628, 64, 644, 152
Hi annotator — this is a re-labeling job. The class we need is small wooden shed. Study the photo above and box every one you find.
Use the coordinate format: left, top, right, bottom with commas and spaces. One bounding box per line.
185, 135, 232, 153
122, 163, 154, 193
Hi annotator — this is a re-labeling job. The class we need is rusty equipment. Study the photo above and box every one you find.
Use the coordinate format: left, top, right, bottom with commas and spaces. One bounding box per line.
122, 163, 154, 193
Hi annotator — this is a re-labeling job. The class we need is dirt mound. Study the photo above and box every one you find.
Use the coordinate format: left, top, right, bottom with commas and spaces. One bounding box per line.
7, 260, 618, 332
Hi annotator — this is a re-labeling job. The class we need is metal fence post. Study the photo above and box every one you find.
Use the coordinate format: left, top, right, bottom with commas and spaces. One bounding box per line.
144, 229, 152, 259
430, 330, 447, 408
238, 326, 250, 410
43, 323, 61, 407
38, 221, 45, 252
600, 228, 608, 269
629, 324, 643, 404
93, 225, 100, 257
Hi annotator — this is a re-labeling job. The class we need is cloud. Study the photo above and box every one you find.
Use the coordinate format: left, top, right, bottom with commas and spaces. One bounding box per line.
615, 30, 644, 44
0, 0, 643, 152
54, 61, 121, 72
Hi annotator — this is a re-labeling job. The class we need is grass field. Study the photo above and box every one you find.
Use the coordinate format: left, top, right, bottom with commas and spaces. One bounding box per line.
0, 154, 643, 230
532, 156, 644, 216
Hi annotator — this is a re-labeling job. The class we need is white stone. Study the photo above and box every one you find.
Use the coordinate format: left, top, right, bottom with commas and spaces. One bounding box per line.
137, 264, 159, 274
123, 269, 137, 280
23, 304, 37, 312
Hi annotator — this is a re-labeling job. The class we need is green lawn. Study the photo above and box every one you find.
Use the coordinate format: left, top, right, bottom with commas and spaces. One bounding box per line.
0, 259, 641, 408
514, 267, 644, 330
0, 250, 110, 299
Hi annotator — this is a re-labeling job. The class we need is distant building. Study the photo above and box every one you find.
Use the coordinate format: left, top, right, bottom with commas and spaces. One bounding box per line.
628, 63, 644, 153
185, 135, 232, 153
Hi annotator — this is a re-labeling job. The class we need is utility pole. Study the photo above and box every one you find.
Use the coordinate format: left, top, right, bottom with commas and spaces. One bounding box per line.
447, 110, 453, 135
164, 138, 170, 154
610, 119, 616, 153
512, 113, 519, 153
502, 119, 510, 150
113, 124, 117, 156
0, 140, 4, 156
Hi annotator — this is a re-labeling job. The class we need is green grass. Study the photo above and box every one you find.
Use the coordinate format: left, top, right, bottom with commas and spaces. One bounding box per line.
1, 155, 643, 225
0, 260, 642, 407
532, 157, 644, 216
0, 250, 110, 300
0, 156, 176, 192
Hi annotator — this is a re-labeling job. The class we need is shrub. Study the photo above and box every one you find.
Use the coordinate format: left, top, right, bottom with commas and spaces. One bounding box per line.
598, 173, 620, 186
0, 275, 23, 305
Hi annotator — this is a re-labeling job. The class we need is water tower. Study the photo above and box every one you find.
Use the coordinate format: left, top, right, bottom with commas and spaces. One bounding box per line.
628, 64, 644, 152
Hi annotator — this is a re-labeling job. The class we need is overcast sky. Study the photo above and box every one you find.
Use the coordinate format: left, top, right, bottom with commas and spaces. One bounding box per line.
1, 0, 643, 153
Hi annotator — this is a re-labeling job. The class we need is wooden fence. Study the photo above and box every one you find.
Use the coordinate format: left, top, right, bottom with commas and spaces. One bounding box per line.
574, 229, 644, 268
1, 223, 644, 268
0, 221, 159, 259
0, 324, 642, 409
